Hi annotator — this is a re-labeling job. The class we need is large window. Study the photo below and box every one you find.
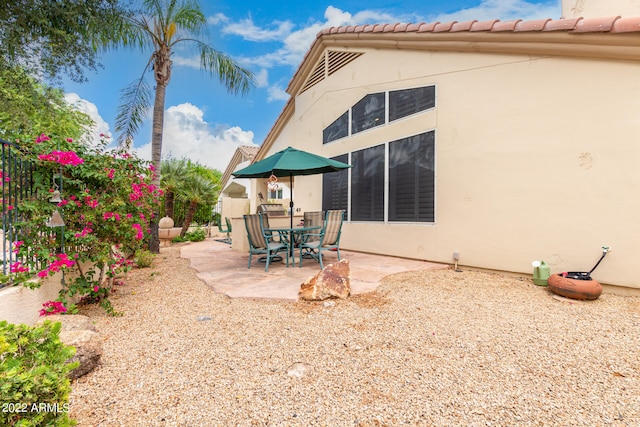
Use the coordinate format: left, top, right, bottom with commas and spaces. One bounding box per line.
351, 93, 385, 135
389, 86, 436, 122
323, 85, 436, 144
351, 144, 385, 221
322, 154, 349, 212
323, 111, 349, 144
322, 131, 435, 223
388, 132, 435, 222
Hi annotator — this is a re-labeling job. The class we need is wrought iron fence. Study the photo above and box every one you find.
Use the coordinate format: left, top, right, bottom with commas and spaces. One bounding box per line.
1, 137, 39, 288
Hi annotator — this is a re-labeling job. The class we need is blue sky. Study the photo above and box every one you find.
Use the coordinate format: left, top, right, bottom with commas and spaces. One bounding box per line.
62, 0, 561, 171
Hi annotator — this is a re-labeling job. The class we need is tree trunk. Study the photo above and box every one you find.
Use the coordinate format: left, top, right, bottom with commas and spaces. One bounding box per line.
180, 201, 198, 237
148, 80, 167, 253
164, 190, 175, 220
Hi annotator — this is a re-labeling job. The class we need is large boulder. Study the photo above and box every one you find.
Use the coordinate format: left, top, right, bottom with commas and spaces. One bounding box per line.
59, 329, 103, 380
38, 314, 102, 379
299, 259, 351, 301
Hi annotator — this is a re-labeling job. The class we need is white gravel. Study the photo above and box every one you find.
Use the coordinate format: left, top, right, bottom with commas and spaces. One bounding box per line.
69, 244, 640, 426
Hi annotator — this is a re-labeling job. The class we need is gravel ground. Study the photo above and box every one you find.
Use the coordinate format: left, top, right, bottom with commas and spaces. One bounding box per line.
70, 243, 640, 426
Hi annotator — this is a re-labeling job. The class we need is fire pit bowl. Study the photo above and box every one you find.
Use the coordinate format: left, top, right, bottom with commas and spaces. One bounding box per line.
547, 273, 602, 300
547, 246, 609, 301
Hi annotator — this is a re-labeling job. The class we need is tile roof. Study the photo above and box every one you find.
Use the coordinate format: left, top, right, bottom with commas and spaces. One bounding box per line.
317, 15, 640, 35
238, 145, 259, 160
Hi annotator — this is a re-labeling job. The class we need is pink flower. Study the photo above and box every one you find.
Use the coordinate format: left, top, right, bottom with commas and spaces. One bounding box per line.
107, 168, 115, 179
39, 301, 67, 316
36, 133, 51, 143
10, 261, 29, 273
6, 205, 14, 211
132, 223, 144, 240
38, 150, 84, 166
93, 285, 99, 293
66, 138, 73, 143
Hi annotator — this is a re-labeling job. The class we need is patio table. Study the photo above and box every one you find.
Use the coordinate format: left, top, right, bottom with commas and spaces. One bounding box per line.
265, 225, 321, 265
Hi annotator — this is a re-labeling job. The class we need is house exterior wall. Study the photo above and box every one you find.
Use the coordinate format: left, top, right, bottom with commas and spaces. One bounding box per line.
563, 0, 640, 18
271, 47, 640, 288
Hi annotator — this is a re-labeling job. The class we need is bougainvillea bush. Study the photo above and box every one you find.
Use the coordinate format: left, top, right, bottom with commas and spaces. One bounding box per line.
6, 133, 162, 314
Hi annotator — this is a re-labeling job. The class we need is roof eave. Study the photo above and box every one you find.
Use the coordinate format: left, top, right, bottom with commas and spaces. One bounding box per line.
287, 30, 640, 95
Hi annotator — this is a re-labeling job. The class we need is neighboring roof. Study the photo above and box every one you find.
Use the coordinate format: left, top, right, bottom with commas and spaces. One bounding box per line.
255, 14, 640, 161
219, 145, 259, 192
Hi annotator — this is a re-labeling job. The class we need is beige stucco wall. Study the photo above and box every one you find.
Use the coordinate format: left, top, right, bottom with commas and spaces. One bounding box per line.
263, 47, 640, 288
0, 274, 64, 326
562, 0, 640, 18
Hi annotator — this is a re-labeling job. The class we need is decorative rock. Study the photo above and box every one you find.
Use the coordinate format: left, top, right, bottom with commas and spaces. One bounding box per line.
38, 314, 97, 332
286, 362, 311, 378
38, 314, 102, 379
59, 329, 103, 380
299, 259, 351, 301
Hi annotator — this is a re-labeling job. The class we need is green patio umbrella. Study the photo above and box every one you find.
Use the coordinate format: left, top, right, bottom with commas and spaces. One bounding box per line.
232, 146, 351, 234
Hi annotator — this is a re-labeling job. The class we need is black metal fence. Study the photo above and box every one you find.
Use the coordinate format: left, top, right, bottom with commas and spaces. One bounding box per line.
1, 137, 39, 287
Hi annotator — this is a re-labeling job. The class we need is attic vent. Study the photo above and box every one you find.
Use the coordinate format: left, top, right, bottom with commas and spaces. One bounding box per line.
300, 50, 363, 94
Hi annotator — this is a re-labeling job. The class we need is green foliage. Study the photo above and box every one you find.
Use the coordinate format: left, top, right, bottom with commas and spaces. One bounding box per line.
0, 0, 133, 82
0, 65, 94, 142
134, 249, 155, 268
185, 228, 206, 242
0, 320, 78, 427
7, 134, 162, 315
159, 158, 219, 227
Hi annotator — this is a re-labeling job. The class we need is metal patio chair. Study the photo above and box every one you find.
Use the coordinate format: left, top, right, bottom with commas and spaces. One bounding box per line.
243, 213, 289, 272
298, 209, 345, 269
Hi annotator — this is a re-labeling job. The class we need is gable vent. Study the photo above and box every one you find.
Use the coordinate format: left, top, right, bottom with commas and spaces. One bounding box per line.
299, 50, 363, 94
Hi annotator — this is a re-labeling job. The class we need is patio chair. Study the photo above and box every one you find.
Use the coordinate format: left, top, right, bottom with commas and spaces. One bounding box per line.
216, 217, 231, 244
301, 211, 324, 258
243, 214, 289, 272
298, 209, 345, 269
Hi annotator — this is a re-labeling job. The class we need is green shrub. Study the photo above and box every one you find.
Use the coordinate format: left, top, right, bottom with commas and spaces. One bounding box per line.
134, 249, 155, 268
185, 228, 206, 242
0, 320, 78, 427
171, 235, 187, 243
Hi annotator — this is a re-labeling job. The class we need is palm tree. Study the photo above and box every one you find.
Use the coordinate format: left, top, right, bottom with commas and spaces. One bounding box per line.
178, 173, 217, 236
160, 158, 188, 220
114, 0, 254, 251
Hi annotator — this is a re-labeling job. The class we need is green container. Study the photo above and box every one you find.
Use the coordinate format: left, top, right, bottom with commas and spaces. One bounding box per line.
532, 260, 550, 286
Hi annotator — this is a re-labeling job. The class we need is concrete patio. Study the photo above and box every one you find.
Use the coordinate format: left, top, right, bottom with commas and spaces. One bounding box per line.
179, 238, 448, 300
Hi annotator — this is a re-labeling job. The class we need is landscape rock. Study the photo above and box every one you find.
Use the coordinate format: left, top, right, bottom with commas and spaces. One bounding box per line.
38, 314, 97, 332
38, 314, 102, 379
59, 329, 103, 380
286, 362, 311, 378
299, 259, 351, 301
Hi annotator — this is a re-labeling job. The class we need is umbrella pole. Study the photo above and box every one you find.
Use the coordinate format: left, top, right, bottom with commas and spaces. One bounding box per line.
289, 173, 294, 261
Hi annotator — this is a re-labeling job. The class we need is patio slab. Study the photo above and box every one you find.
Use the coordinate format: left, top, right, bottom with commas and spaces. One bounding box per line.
179, 239, 448, 301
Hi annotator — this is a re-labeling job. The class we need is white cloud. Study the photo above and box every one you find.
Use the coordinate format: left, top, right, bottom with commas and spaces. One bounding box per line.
133, 103, 257, 172
222, 18, 294, 42
253, 68, 269, 88
267, 85, 289, 102
64, 93, 112, 147
207, 13, 229, 25
429, 0, 561, 22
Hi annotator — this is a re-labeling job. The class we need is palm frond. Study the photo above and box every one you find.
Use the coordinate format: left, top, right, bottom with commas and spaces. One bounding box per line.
115, 74, 153, 148
191, 41, 254, 96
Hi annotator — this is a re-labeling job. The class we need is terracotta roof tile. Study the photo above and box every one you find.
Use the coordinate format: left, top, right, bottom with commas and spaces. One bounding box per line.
451, 20, 477, 32
515, 18, 551, 31
492, 19, 522, 32
434, 21, 457, 32
611, 16, 640, 32
543, 17, 582, 31
405, 22, 423, 32
470, 19, 500, 31
417, 22, 439, 32
318, 14, 640, 38
573, 16, 620, 32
